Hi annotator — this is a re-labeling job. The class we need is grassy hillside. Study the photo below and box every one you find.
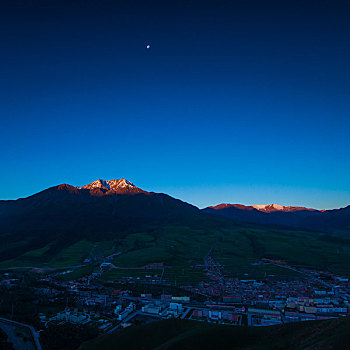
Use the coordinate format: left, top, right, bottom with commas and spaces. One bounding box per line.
81, 317, 350, 350
2, 222, 350, 280
2, 186, 350, 280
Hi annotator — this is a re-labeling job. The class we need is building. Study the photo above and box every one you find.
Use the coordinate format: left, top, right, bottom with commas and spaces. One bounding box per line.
142, 304, 161, 314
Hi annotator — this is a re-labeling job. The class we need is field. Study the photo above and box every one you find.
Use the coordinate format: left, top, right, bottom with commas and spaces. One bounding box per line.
214, 226, 350, 276
100, 266, 210, 286
2, 223, 350, 281
0, 240, 94, 269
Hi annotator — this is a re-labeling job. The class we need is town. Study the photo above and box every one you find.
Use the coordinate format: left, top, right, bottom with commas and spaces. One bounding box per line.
1, 254, 350, 349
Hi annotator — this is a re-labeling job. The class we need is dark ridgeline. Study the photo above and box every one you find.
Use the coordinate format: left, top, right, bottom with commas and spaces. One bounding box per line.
203, 203, 350, 233
0, 179, 349, 263
0, 179, 205, 262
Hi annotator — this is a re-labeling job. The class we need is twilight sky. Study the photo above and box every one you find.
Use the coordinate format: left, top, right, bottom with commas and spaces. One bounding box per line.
0, 0, 349, 209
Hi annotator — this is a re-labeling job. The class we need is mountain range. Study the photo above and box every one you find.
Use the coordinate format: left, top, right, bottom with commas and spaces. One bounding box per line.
0, 178, 349, 273
203, 203, 350, 234
0, 179, 205, 261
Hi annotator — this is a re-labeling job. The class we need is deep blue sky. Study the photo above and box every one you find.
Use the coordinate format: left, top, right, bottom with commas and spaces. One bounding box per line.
1, 0, 349, 209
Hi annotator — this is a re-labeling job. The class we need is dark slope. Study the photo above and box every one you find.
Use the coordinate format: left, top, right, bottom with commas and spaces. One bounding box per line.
1, 180, 349, 268
300, 205, 350, 233
203, 204, 350, 234
0, 183, 207, 262
82, 317, 350, 350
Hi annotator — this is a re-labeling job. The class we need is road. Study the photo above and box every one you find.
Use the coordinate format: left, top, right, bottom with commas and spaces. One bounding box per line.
204, 240, 225, 283
268, 262, 333, 288
106, 310, 163, 334
180, 307, 192, 319
0, 317, 42, 350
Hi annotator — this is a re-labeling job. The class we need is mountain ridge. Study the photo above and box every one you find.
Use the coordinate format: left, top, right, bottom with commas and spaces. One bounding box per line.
0, 179, 349, 274
207, 203, 320, 213
1, 180, 349, 236
0, 179, 208, 262
203, 202, 350, 234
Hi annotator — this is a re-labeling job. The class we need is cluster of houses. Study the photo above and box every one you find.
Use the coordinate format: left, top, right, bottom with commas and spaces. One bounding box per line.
114, 303, 136, 320
38, 308, 113, 332
286, 297, 348, 315
192, 309, 241, 324
2, 261, 350, 332
50, 310, 90, 324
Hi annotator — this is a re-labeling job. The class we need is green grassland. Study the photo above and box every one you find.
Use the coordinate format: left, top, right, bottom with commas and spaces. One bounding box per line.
101, 268, 163, 281
100, 266, 210, 286
2, 223, 350, 281
81, 317, 350, 350
0, 240, 94, 268
111, 226, 216, 267
57, 265, 96, 281
163, 266, 211, 285
49, 240, 95, 267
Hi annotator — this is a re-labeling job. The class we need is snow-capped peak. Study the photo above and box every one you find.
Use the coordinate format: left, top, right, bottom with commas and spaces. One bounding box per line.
83, 179, 111, 189
107, 178, 135, 189
78, 178, 136, 191
251, 204, 315, 213
253, 204, 285, 211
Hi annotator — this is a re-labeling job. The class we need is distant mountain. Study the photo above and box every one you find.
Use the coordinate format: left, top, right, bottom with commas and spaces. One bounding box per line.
203, 203, 350, 234
0, 179, 204, 262
0, 178, 199, 219
251, 203, 318, 213
1, 180, 349, 268
1, 179, 350, 276
209, 203, 318, 213
299, 205, 350, 233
